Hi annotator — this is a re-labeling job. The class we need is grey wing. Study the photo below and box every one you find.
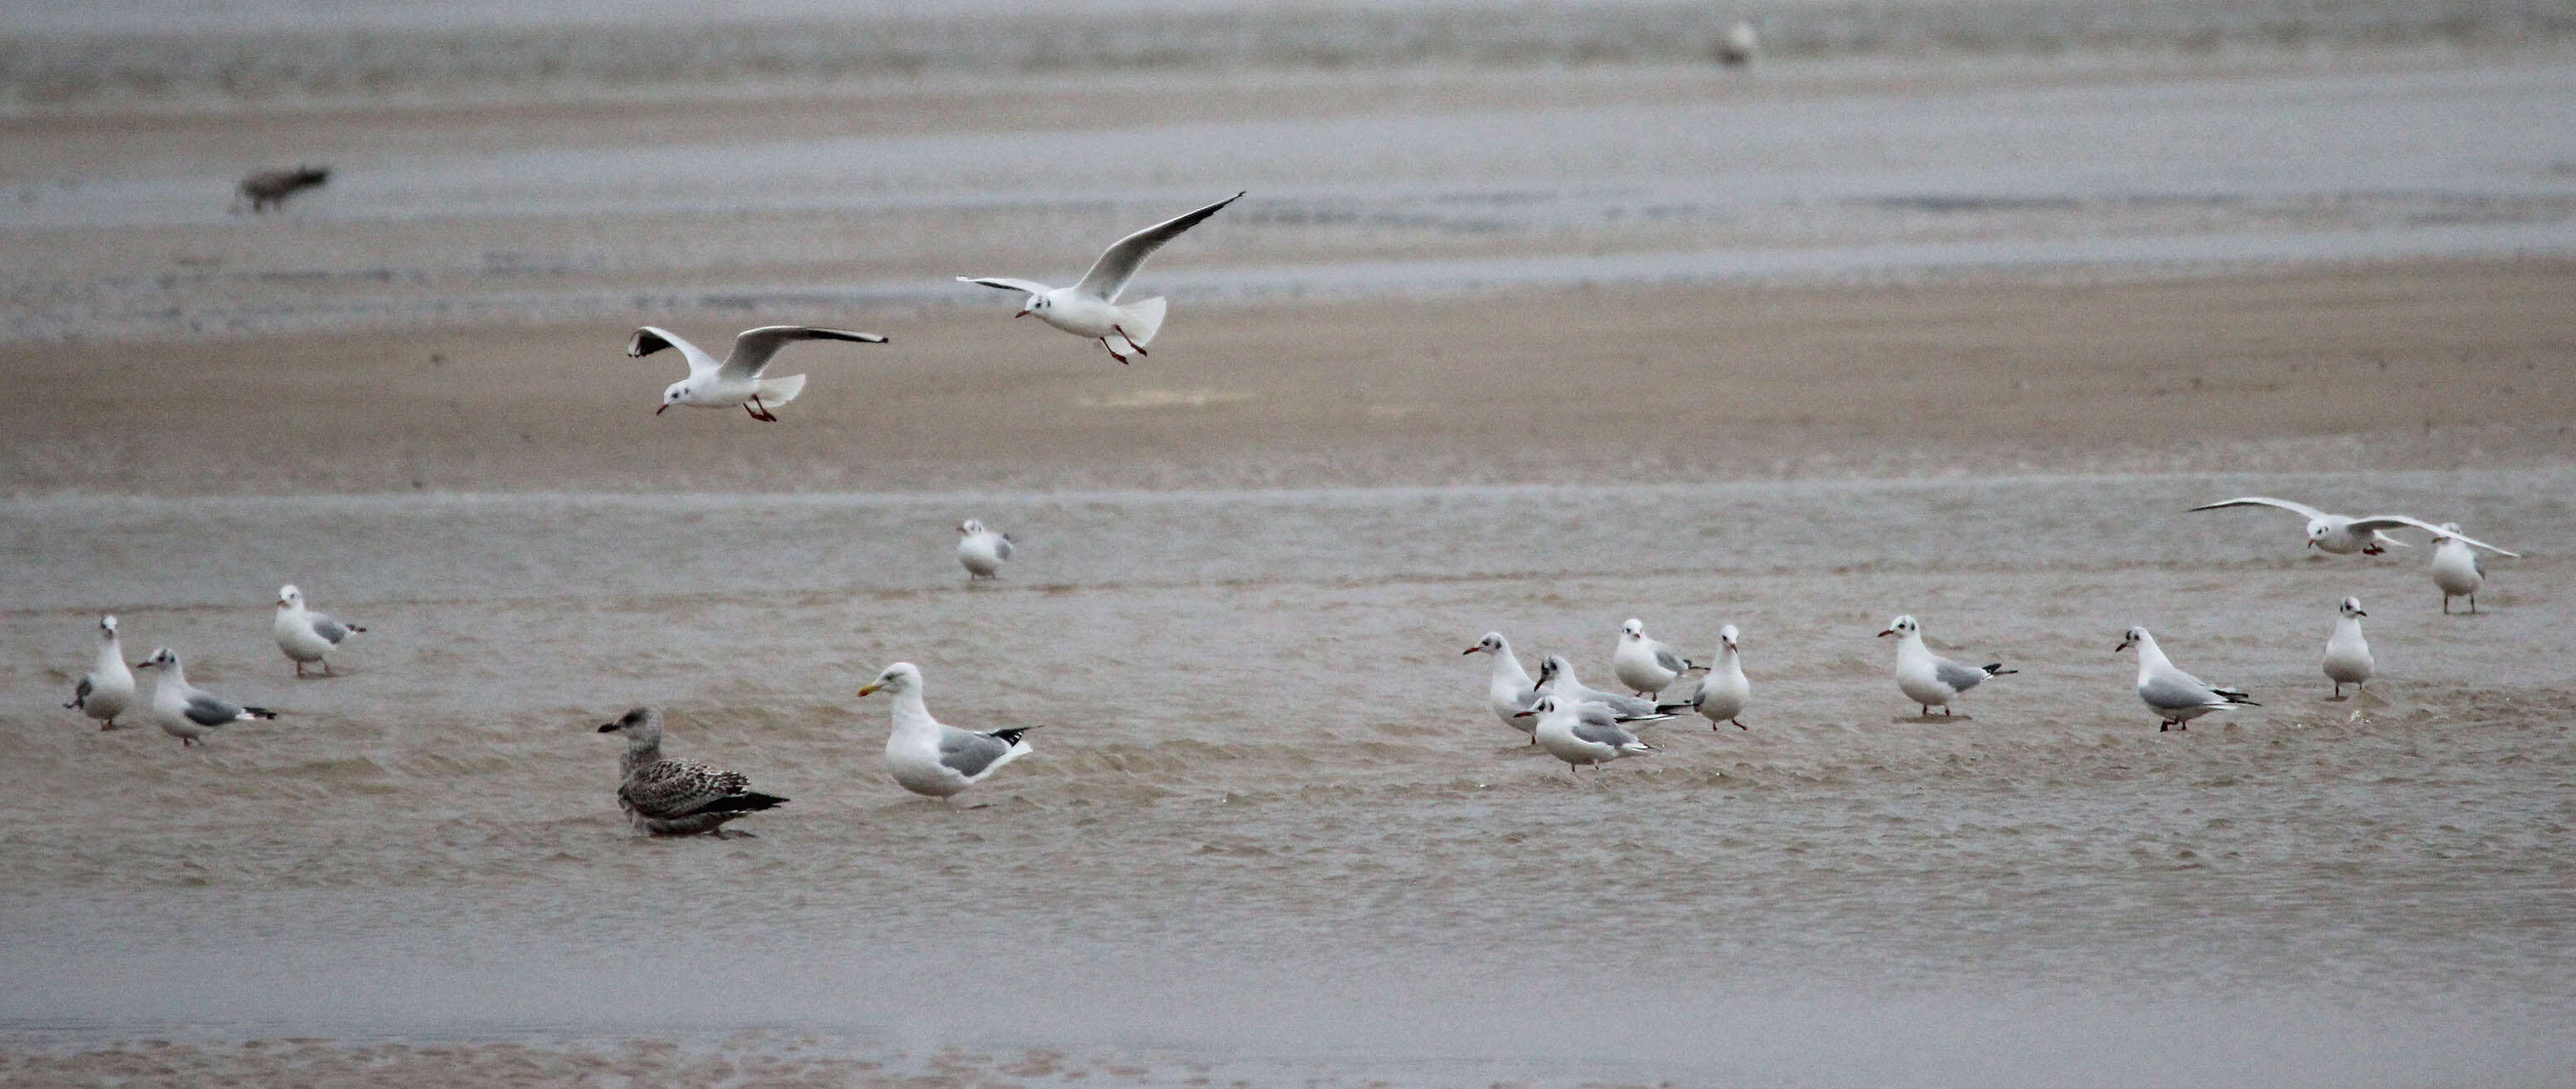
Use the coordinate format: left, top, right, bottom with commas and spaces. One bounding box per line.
2363, 515, 2520, 557
1586, 687, 1659, 717
1070, 191, 1244, 303
956, 276, 1051, 295
2140, 672, 2221, 712
1568, 708, 1641, 748
73, 675, 93, 705
310, 613, 352, 644
937, 729, 1016, 779
1931, 658, 1989, 692
183, 692, 246, 726
720, 325, 890, 381
627, 326, 719, 374
622, 760, 748, 818
1652, 644, 1690, 673
994, 535, 1015, 560
2190, 495, 2328, 520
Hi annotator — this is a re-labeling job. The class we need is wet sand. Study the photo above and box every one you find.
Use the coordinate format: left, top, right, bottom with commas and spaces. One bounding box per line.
12, 259, 2575, 496
6, 33, 2576, 1087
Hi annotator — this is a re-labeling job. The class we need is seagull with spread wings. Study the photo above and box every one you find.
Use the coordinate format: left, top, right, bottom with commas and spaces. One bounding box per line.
629, 324, 888, 421
957, 191, 1243, 364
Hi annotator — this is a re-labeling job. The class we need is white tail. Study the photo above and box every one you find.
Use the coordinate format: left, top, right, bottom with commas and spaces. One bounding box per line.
1115, 296, 1168, 349
755, 373, 807, 407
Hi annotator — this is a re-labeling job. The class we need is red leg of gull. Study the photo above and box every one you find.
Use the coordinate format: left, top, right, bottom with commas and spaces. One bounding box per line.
1099, 338, 1128, 364
1113, 326, 1147, 357
746, 397, 779, 422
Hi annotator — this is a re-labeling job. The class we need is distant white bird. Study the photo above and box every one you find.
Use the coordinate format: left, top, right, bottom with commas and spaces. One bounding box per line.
134, 648, 278, 747
2187, 497, 2490, 556
596, 707, 788, 837
1611, 618, 1700, 697
274, 584, 366, 677
2114, 627, 2257, 732
1533, 654, 1668, 721
630, 324, 888, 421
1659, 623, 1750, 730
64, 614, 135, 731
2323, 597, 2374, 698
857, 662, 1039, 804
1878, 615, 2013, 717
1715, 17, 1761, 66
1463, 631, 1541, 742
1514, 696, 1658, 779
957, 192, 1243, 364
956, 519, 1016, 580
2428, 521, 2518, 613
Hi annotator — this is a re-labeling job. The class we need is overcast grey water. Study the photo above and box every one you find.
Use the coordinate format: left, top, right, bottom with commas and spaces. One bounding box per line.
5, 470, 2571, 1082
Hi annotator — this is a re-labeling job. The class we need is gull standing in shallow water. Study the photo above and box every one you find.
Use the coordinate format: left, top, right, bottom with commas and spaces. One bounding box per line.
1611, 618, 1699, 697
1514, 697, 1658, 780
2115, 627, 2257, 732
630, 324, 888, 421
2429, 521, 2519, 613
65, 614, 135, 730
275, 584, 366, 677
134, 648, 277, 747
857, 663, 1039, 805
1659, 624, 1751, 730
1879, 615, 2013, 717
1463, 632, 1541, 742
957, 191, 1243, 364
2323, 598, 2375, 698
596, 707, 787, 837
956, 520, 1016, 580
1533, 654, 1667, 721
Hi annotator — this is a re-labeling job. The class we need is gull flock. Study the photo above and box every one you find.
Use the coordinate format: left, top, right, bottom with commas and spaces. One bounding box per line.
52, 192, 2535, 829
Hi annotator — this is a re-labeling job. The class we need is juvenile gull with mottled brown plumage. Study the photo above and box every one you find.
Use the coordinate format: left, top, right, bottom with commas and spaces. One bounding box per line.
596, 707, 787, 837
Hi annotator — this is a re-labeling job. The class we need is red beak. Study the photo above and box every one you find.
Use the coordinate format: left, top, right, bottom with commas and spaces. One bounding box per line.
1014, 308, 1031, 318
1876, 629, 1895, 637
655, 403, 670, 415
1461, 646, 1480, 655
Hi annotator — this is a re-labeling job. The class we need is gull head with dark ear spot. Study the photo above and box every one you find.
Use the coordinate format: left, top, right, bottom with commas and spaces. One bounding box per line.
1620, 618, 1644, 639
2340, 597, 2366, 618
278, 584, 302, 608
100, 614, 118, 635
1719, 623, 1739, 651
960, 520, 983, 536
598, 706, 660, 737
2116, 627, 2146, 653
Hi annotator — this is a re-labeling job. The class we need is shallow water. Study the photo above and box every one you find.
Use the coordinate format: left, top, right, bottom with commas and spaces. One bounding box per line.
10, 55, 2576, 344
4, 470, 2570, 1081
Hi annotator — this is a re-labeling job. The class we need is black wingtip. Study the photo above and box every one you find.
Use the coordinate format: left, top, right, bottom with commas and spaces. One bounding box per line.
243, 707, 279, 720
988, 726, 1040, 746
709, 791, 789, 814
1654, 702, 1691, 715
1984, 664, 2016, 677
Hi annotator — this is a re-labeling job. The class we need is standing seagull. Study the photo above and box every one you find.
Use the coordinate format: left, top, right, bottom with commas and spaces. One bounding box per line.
856, 663, 1040, 805
2429, 521, 2518, 613
1611, 618, 1699, 697
1659, 624, 1751, 730
1878, 615, 2013, 717
134, 648, 278, 747
956, 519, 1016, 580
2187, 497, 2475, 556
274, 584, 366, 677
631, 324, 888, 421
1513, 697, 1658, 780
2115, 628, 2257, 732
1533, 654, 1668, 721
65, 614, 136, 730
2323, 598, 2374, 698
1463, 632, 1541, 742
957, 192, 1244, 364
596, 707, 787, 837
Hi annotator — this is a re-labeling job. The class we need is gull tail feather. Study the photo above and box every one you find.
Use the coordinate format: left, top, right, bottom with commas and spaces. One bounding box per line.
755, 373, 808, 407
704, 791, 789, 814
1115, 297, 1168, 349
